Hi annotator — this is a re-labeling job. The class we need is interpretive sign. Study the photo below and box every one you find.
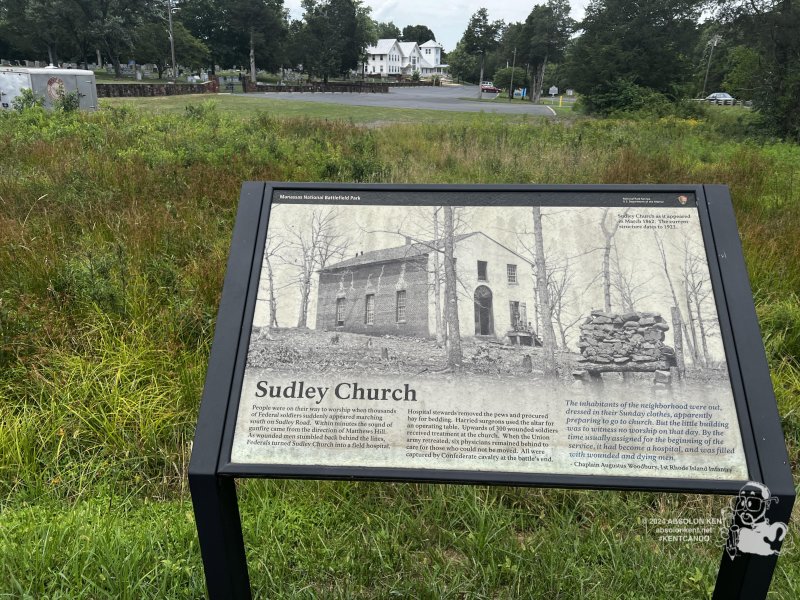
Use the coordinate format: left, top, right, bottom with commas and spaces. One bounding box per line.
189, 183, 793, 600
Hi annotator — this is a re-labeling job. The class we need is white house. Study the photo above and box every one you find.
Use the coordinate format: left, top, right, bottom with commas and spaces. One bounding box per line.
418, 41, 447, 77
362, 39, 449, 78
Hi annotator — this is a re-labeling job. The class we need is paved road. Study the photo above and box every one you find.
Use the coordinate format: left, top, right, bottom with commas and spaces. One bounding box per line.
250, 85, 556, 116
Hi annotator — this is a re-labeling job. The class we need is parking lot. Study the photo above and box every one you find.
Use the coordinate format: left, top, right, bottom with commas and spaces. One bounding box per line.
247, 84, 557, 116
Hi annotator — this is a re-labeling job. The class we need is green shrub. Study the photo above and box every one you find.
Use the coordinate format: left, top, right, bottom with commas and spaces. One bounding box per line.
578, 80, 671, 115
54, 90, 81, 112
11, 87, 44, 111
578, 80, 709, 120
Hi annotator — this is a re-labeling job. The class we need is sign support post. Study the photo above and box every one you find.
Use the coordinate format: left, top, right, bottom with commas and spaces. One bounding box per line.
704, 184, 795, 598
189, 182, 267, 600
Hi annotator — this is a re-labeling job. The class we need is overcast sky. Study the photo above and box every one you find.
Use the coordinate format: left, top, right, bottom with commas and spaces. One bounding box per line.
284, 1, 588, 52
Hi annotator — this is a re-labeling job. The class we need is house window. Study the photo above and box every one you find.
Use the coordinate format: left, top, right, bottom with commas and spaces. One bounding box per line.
365, 294, 375, 325
336, 298, 346, 326
507, 264, 518, 284
396, 290, 407, 323
477, 260, 488, 281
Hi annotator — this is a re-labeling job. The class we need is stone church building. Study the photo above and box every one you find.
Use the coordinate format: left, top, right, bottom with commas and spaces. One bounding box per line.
315, 232, 536, 342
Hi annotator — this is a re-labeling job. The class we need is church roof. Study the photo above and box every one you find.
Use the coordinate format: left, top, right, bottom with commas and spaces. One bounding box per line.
322, 232, 532, 272
323, 233, 475, 271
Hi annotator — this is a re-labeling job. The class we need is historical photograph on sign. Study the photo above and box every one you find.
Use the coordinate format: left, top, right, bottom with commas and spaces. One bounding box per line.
230, 191, 749, 481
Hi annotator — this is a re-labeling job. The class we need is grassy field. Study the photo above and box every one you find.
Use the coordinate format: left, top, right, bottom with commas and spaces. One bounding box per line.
0, 100, 798, 598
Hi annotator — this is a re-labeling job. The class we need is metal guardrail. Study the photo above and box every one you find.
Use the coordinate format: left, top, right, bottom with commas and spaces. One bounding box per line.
695, 98, 752, 107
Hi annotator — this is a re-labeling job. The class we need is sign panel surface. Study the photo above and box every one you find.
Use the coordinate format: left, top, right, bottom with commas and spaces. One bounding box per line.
229, 189, 749, 481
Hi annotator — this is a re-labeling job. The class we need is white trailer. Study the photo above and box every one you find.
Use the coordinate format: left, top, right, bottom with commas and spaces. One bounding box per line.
0, 66, 97, 111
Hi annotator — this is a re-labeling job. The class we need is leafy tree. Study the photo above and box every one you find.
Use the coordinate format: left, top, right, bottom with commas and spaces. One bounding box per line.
522, 0, 574, 102
722, 45, 761, 100
445, 42, 479, 82
134, 20, 209, 77
72, 0, 154, 77
716, 0, 800, 139
401, 24, 435, 44
460, 7, 504, 93
567, 0, 703, 110
229, 0, 286, 82
301, 0, 374, 83
493, 66, 529, 94
1, 0, 77, 65
375, 20, 400, 39
283, 18, 307, 70
179, 0, 237, 72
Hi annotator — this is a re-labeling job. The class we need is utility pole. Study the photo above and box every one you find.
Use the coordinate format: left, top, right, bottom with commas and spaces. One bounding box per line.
509, 47, 517, 101
167, 0, 178, 82
702, 34, 722, 98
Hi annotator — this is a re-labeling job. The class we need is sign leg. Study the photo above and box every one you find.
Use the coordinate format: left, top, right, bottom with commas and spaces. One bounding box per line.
190, 474, 251, 599
713, 492, 794, 600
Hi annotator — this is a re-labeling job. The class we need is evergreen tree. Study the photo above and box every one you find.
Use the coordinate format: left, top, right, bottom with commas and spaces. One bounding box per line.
460, 8, 503, 93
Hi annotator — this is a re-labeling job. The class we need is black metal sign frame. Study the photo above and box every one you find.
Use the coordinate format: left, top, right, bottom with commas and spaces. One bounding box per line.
188, 182, 793, 599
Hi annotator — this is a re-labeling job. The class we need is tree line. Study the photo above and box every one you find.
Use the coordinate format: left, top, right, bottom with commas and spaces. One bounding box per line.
0, 0, 439, 82
2, 0, 797, 138
448, 0, 799, 139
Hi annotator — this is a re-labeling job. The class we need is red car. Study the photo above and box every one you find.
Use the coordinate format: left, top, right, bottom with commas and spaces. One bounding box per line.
480, 81, 500, 93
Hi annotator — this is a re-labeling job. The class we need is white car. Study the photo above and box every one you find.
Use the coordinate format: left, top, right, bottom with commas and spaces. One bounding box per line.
705, 92, 735, 101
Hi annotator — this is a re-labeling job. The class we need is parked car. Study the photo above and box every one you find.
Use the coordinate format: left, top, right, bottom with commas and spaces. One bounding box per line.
480, 81, 500, 93
705, 92, 735, 102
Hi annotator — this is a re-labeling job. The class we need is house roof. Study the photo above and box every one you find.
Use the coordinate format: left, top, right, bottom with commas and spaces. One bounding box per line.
420, 40, 443, 48
366, 39, 398, 55
398, 42, 419, 56
322, 232, 532, 272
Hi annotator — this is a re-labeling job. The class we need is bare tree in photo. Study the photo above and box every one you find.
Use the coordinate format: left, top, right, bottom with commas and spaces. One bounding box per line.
600, 208, 627, 313
443, 205, 463, 368
654, 233, 698, 366
682, 239, 713, 367
431, 207, 445, 347
532, 207, 557, 376
611, 244, 654, 314
289, 208, 350, 328
264, 233, 286, 328
548, 258, 583, 348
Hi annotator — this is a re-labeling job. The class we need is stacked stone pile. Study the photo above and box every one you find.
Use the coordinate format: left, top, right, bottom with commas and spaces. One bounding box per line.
577, 310, 675, 369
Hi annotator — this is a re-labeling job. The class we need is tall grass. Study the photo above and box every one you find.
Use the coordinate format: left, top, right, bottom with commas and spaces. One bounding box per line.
1, 103, 798, 597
